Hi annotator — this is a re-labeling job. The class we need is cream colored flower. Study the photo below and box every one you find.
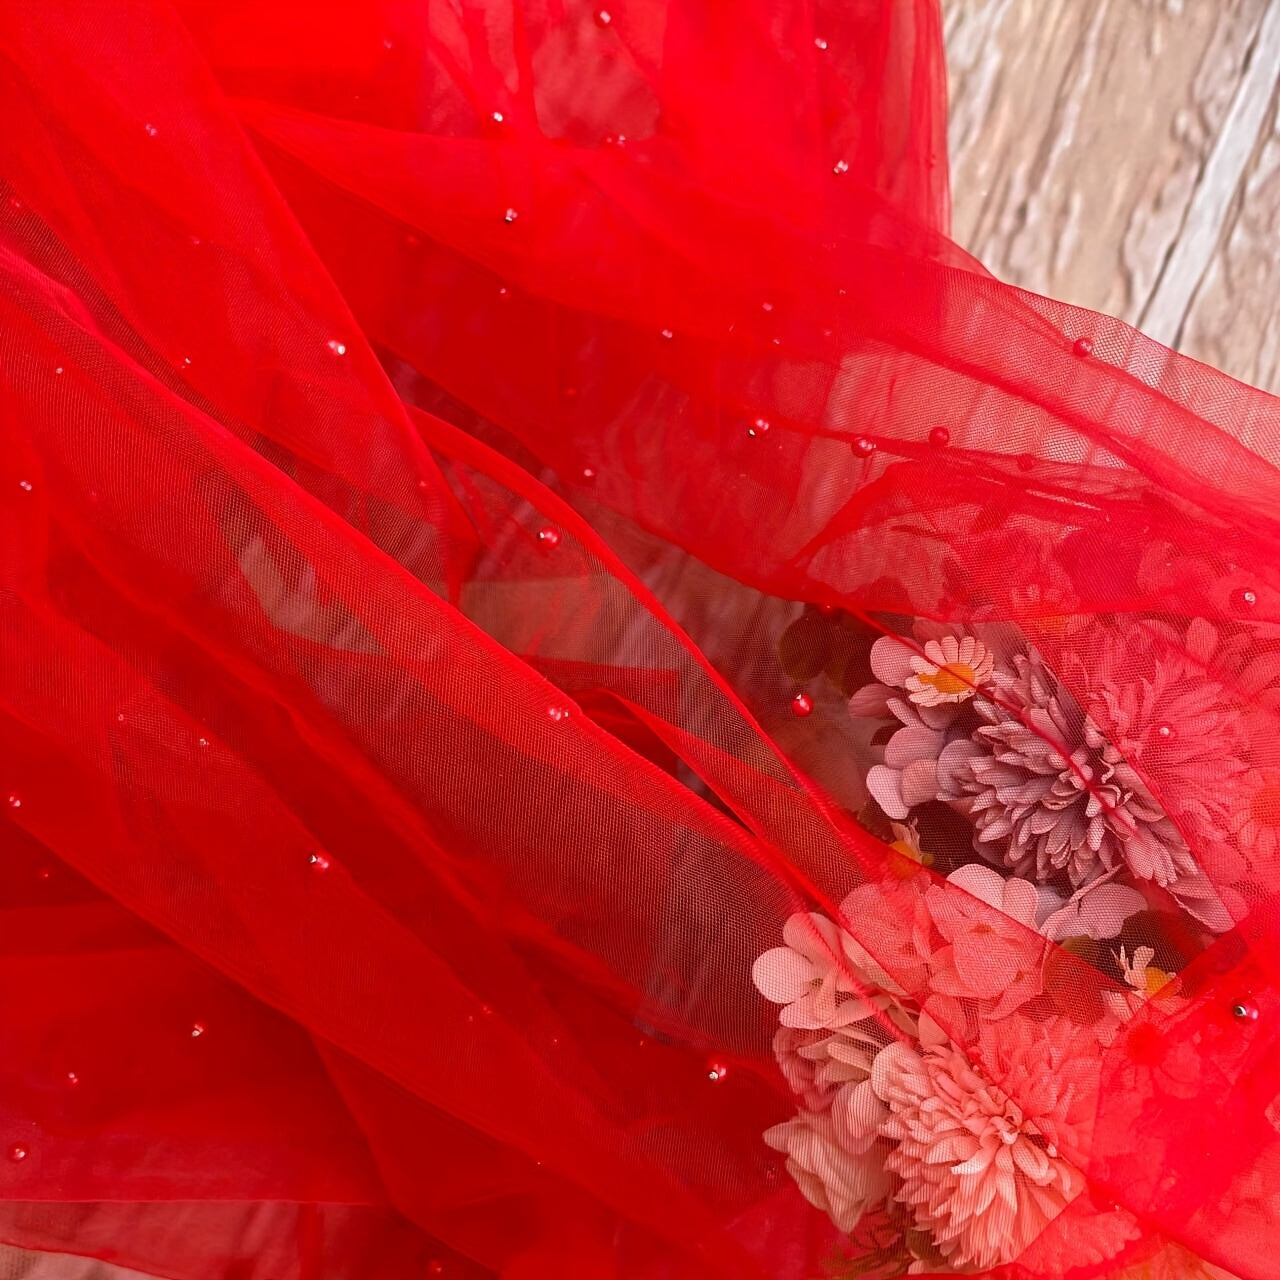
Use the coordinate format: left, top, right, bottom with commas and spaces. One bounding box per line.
753, 912, 905, 1030
905, 635, 993, 707
764, 1082, 892, 1232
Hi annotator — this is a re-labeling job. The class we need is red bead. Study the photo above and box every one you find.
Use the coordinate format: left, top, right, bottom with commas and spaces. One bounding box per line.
749, 417, 770, 437
1232, 999, 1259, 1022
791, 692, 814, 717
929, 426, 950, 448
190, 1022, 206, 1038
428, 1264, 445, 1277
309, 852, 331, 872
326, 339, 347, 356
1073, 337, 1094, 358
65, 1071, 80, 1087
852, 436, 876, 457
706, 1061, 728, 1082
581, 466, 596, 481
1233, 587, 1259, 610
36, 867, 50, 881
659, 327, 674, 341
537, 525, 561, 549
547, 706, 569, 723
5, 793, 20, 809
594, 8, 612, 25
8, 1146, 26, 1163
832, 160, 849, 175
503, 207, 518, 224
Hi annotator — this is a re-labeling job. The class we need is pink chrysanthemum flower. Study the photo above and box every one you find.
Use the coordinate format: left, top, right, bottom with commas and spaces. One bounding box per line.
872, 1018, 1098, 1272
938, 623, 1240, 931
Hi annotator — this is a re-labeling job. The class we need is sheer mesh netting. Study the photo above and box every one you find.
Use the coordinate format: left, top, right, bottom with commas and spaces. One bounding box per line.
1, 2, 1279, 1278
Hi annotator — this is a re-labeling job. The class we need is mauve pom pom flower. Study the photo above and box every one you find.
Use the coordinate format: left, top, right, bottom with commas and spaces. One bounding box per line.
936, 636, 1235, 931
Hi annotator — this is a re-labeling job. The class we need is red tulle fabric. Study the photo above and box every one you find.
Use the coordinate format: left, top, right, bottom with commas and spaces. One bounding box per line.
2, 3, 1280, 1277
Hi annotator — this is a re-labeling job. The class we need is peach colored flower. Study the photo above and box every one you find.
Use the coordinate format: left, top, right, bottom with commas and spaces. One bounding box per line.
924, 865, 1046, 1018
872, 1017, 1098, 1272
764, 1082, 892, 1233
1231, 766, 1280, 867
839, 880, 934, 998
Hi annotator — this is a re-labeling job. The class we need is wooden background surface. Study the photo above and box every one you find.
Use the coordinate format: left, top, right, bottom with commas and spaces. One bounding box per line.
945, 0, 1280, 395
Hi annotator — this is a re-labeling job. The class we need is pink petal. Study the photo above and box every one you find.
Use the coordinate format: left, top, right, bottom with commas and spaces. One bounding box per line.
1070, 883, 1146, 939
867, 765, 911, 820
900, 758, 940, 808
884, 725, 943, 770
870, 635, 916, 687
945, 863, 1007, 911
1000, 876, 1040, 928
751, 947, 814, 1003
848, 683, 893, 717
1186, 617, 1218, 664
783, 911, 843, 961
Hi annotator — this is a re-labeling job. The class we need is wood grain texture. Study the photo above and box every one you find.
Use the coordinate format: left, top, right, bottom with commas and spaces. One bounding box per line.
945, 0, 1280, 395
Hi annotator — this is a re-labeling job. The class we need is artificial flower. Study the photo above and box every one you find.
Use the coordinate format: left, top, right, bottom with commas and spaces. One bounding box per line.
773, 1023, 889, 1111
872, 1017, 1098, 1272
905, 634, 994, 707
864, 704, 954, 820
764, 1083, 892, 1233
1231, 767, 1280, 866
924, 864, 1045, 1018
1039, 879, 1147, 942
936, 639, 1235, 930
752, 912, 889, 1030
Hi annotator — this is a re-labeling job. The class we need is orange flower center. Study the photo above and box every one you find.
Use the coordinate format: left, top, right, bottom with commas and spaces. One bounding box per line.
887, 840, 931, 878
1143, 966, 1172, 997
918, 662, 977, 696
1251, 784, 1280, 828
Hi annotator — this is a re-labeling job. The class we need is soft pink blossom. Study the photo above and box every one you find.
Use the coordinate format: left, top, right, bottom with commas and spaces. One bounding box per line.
924, 865, 1046, 1018
1039, 879, 1147, 942
839, 880, 933, 997
764, 1082, 892, 1232
773, 1023, 888, 1111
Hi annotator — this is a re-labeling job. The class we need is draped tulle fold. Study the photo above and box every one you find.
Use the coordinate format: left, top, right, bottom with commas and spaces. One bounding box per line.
2, 3, 1279, 1278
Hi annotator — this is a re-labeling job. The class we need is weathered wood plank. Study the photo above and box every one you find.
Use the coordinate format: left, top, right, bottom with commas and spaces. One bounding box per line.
944, 0, 1280, 396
